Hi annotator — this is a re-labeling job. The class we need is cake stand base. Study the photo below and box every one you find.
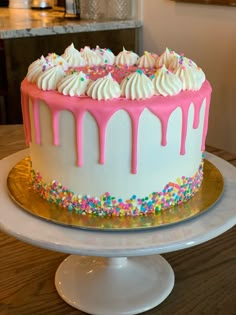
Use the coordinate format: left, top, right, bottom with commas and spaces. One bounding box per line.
55, 255, 175, 315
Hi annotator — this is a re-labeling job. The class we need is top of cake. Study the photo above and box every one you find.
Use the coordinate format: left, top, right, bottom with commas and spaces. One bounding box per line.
26, 44, 206, 100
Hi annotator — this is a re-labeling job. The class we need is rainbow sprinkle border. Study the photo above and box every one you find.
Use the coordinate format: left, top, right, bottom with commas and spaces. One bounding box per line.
30, 160, 204, 217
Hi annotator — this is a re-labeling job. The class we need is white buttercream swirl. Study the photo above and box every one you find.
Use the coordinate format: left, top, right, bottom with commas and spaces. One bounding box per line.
61, 43, 86, 67
120, 69, 154, 100
152, 65, 182, 96
155, 48, 180, 69
86, 73, 121, 100
174, 63, 206, 90
28, 55, 45, 72
26, 56, 50, 83
115, 47, 139, 66
137, 51, 156, 68
45, 53, 69, 71
169, 55, 197, 71
80, 46, 102, 66
94, 46, 115, 65
57, 71, 89, 96
37, 66, 65, 91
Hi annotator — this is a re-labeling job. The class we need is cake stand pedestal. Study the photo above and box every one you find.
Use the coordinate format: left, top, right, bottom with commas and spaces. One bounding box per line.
55, 255, 174, 315
0, 150, 236, 315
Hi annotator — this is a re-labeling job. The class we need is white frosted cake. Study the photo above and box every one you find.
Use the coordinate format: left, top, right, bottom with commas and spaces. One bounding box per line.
21, 45, 212, 216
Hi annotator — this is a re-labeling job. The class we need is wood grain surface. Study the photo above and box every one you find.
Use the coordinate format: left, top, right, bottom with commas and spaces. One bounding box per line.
0, 125, 236, 315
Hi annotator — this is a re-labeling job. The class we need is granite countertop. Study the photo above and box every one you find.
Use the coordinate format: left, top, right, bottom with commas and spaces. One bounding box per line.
0, 8, 142, 39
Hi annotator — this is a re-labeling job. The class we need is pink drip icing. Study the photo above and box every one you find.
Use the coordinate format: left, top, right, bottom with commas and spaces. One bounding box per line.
192, 102, 201, 129
20, 79, 212, 174
89, 107, 118, 165
51, 109, 60, 146
126, 107, 145, 174
149, 106, 174, 147
201, 94, 211, 151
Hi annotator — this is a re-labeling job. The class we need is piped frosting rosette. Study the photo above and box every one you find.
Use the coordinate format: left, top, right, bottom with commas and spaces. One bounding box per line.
94, 46, 115, 65
45, 53, 69, 71
137, 51, 156, 68
26, 56, 52, 83
174, 62, 206, 90
61, 43, 86, 67
57, 71, 90, 96
152, 65, 183, 96
115, 47, 139, 66
155, 48, 179, 69
120, 69, 154, 100
37, 65, 65, 91
87, 73, 121, 100
169, 55, 197, 71
80, 46, 102, 66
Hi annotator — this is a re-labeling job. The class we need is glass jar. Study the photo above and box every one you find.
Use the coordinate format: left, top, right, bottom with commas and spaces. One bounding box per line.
65, 0, 80, 17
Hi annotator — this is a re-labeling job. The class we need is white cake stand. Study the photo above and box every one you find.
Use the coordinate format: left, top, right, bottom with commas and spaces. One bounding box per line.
0, 150, 236, 315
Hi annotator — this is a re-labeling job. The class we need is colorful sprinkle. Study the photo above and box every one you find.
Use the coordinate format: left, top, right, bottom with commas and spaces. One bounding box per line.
30, 160, 204, 217
136, 69, 143, 75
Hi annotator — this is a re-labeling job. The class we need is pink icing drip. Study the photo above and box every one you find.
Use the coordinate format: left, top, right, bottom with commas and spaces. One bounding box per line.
51, 110, 60, 146
201, 94, 211, 151
89, 107, 118, 165
149, 95, 208, 155
21, 79, 212, 174
149, 106, 174, 146
192, 102, 201, 129
126, 107, 144, 174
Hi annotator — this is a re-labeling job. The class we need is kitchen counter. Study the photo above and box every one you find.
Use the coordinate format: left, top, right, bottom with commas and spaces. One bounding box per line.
0, 8, 142, 39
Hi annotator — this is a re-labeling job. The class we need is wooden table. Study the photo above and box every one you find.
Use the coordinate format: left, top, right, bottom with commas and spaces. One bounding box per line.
0, 124, 236, 315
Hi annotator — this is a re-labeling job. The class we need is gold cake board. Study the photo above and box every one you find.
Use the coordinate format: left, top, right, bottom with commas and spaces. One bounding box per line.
7, 158, 224, 231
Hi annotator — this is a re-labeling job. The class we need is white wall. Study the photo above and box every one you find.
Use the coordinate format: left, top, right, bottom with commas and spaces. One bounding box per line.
142, 0, 236, 154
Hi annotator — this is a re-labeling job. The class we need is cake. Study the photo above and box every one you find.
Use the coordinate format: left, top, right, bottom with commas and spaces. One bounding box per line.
21, 45, 212, 217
